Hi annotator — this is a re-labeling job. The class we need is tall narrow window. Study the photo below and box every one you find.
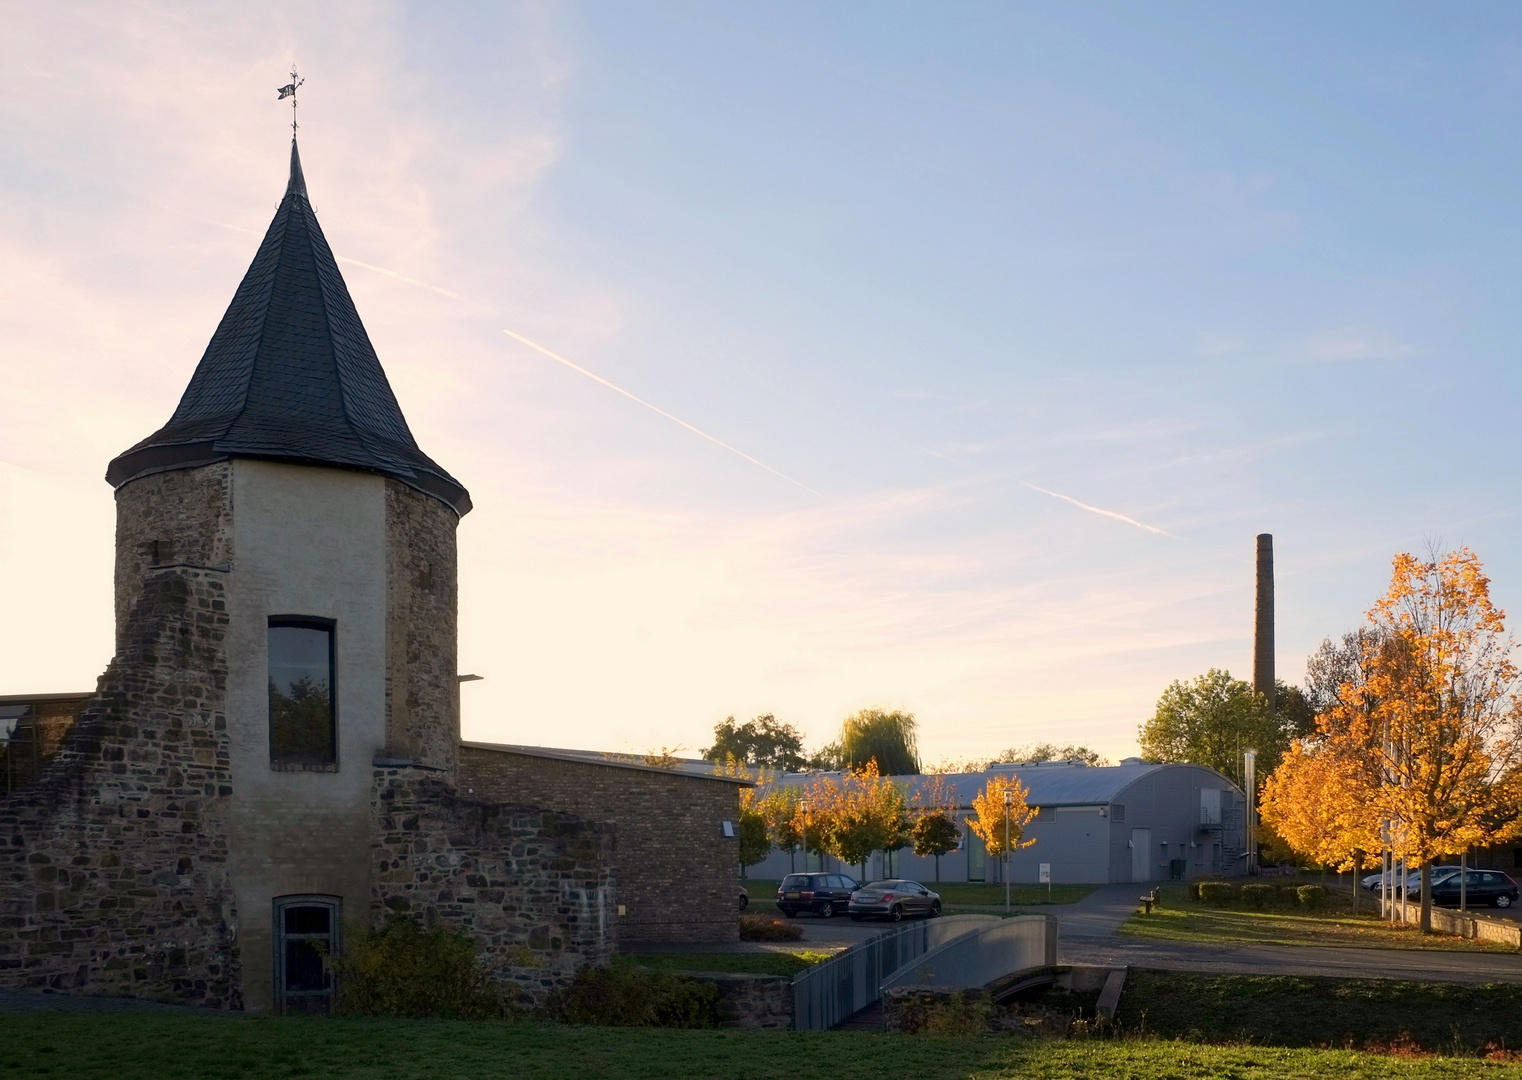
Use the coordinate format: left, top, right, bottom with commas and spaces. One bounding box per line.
268, 618, 336, 766
273, 895, 339, 1013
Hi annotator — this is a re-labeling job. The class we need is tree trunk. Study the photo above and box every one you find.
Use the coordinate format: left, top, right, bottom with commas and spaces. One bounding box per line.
1350, 856, 1360, 914
1419, 862, 1432, 933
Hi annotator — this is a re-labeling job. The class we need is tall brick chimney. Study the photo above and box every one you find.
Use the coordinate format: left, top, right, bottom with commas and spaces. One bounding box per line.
1254, 533, 1275, 714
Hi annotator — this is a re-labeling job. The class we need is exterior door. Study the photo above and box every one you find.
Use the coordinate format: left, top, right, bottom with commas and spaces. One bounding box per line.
1131, 829, 1151, 882
274, 895, 340, 1013
967, 831, 987, 881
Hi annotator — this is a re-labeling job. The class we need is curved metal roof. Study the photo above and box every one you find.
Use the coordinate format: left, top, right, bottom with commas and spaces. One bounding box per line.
106, 140, 470, 515
765, 760, 1237, 807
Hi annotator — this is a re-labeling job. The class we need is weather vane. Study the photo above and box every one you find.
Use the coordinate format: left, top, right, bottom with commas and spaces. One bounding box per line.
276, 66, 305, 137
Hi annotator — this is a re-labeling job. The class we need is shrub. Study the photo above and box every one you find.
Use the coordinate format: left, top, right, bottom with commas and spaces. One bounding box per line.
1297, 885, 1326, 910
541, 960, 723, 1027
739, 914, 803, 941
1197, 881, 1235, 905
895, 991, 991, 1036
326, 916, 512, 1019
1241, 884, 1275, 910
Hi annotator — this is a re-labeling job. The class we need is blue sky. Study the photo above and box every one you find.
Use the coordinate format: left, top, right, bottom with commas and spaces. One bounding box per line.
3, 4, 1521, 764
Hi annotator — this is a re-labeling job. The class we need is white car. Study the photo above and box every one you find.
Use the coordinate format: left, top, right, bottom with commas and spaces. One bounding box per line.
1361, 866, 1460, 892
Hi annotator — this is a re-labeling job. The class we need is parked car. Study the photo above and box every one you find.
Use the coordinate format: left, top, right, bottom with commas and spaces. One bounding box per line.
848, 879, 942, 922
1361, 865, 1461, 892
738, 888, 749, 912
1422, 870, 1519, 909
777, 873, 860, 918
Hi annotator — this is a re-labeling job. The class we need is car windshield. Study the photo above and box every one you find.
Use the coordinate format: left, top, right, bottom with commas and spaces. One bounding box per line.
781, 875, 809, 887
864, 881, 901, 890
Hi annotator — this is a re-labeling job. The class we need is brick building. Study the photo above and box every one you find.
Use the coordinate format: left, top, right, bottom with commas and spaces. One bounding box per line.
0, 137, 743, 1011
461, 744, 748, 945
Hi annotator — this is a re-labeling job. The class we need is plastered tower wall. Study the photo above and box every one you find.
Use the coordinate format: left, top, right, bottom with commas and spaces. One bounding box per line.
223, 458, 389, 1012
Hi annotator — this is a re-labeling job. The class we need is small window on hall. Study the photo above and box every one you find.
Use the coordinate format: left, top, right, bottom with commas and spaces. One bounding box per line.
274, 895, 339, 1013
268, 618, 336, 766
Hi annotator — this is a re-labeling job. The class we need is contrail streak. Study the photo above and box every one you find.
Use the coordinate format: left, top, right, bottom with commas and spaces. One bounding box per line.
337, 256, 461, 299
1021, 481, 1173, 537
502, 328, 824, 498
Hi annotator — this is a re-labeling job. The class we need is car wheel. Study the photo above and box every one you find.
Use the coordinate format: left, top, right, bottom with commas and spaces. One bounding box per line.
780, 906, 794, 918
1496, 894, 1514, 909
818, 901, 834, 918
890, 904, 904, 922
930, 901, 941, 917
738, 894, 748, 912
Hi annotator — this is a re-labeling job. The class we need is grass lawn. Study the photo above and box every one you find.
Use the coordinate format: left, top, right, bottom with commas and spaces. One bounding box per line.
1120, 884, 1516, 952
6, 1014, 1522, 1080
742, 879, 1094, 907
1119, 970, 1522, 1054
627, 950, 831, 977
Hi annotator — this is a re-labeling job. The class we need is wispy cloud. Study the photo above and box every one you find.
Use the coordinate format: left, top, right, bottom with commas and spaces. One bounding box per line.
502, 328, 825, 499
1020, 482, 1174, 537
1306, 328, 1419, 362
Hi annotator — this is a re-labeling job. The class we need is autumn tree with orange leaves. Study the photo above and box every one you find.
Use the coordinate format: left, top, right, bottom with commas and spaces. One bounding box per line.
1262, 547, 1522, 931
1259, 744, 1381, 911
968, 774, 1037, 884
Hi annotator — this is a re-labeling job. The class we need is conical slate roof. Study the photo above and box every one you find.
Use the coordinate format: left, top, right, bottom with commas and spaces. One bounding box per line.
106, 140, 471, 515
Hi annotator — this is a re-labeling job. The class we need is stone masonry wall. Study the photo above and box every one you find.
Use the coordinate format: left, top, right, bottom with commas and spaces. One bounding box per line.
384, 480, 459, 779
113, 463, 234, 650
371, 766, 614, 1005
0, 569, 238, 1006
459, 746, 744, 944
0, 465, 238, 1006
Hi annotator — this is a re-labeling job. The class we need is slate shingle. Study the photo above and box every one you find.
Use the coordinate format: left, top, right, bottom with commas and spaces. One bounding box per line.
106, 140, 471, 516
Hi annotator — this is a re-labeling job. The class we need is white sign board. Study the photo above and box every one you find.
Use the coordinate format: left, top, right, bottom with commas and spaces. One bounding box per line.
1039, 863, 1051, 884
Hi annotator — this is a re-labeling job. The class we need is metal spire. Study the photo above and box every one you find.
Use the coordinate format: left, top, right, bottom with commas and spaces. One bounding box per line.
277, 65, 305, 137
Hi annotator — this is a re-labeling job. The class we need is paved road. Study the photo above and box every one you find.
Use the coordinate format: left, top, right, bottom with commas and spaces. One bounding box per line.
1053, 882, 1522, 984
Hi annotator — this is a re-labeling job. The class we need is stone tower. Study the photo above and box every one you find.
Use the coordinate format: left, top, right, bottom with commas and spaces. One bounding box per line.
100, 138, 472, 1010
0, 139, 614, 1014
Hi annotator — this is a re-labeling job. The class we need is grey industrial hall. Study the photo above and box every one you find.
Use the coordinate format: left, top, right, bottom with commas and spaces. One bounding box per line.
748, 759, 1247, 886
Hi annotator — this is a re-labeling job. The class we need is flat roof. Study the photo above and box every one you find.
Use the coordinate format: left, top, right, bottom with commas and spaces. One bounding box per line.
461, 741, 754, 785
0, 692, 93, 706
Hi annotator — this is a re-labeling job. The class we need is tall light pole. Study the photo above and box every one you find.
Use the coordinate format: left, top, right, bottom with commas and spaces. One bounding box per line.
799, 800, 809, 873
1003, 788, 1013, 914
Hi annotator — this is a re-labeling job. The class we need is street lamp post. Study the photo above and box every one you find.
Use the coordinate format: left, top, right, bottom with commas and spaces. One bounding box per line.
800, 801, 809, 873
1003, 788, 1013, 914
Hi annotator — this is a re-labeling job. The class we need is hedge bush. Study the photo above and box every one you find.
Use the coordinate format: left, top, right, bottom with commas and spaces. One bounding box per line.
541, 961, 724, 1027
739, 914, 804, 941
1297, 885, 1326, 910
1240, 884, 1275, 910
326, 915, 512, 1019
1197, 881, 1235, 905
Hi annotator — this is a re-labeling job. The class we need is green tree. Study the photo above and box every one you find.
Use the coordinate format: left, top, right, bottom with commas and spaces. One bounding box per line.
910, 813, 961, 882
736, 789, 771, 875
1139, 669, 1305, 792
702, 714, 807, 771
838, 708, 920, 776
994, 743, 1110, 766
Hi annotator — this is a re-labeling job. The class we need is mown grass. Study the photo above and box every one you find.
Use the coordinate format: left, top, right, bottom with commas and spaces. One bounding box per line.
6, 1014, 1522, 1080
1118, 970, 1522, 1054
627, 950, 832, 977
1120, 884, 1515, 952
742, 879, 1094, 908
